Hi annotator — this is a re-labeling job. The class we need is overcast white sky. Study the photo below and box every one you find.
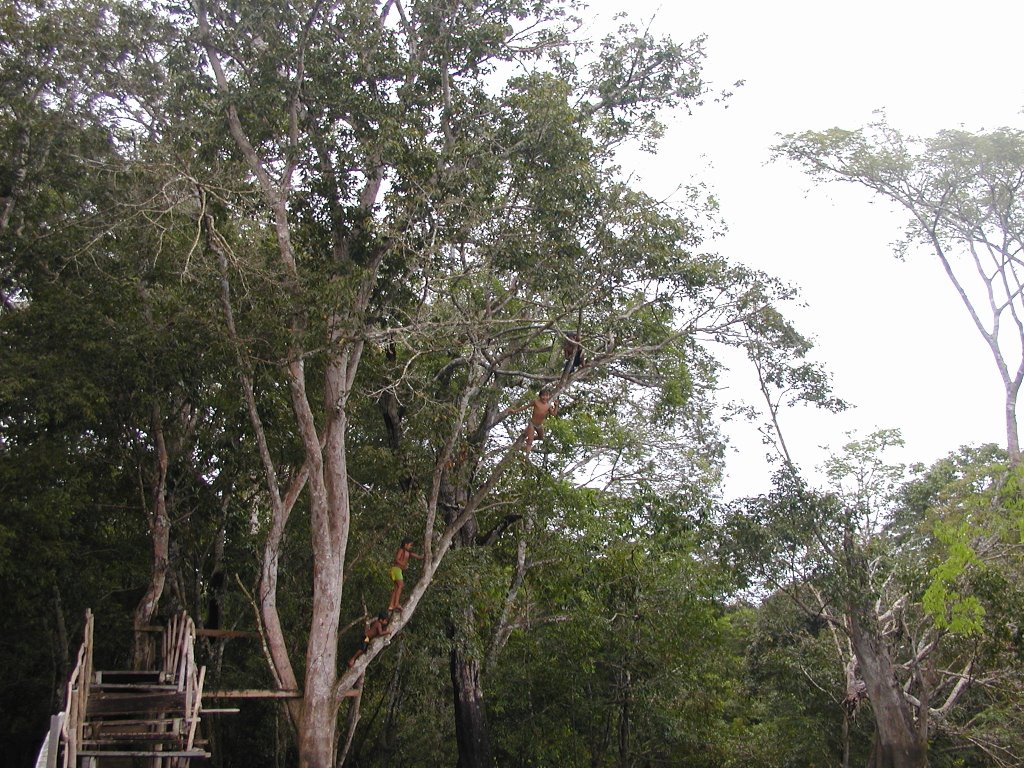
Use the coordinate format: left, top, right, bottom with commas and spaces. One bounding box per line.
589, 0, 1024, 496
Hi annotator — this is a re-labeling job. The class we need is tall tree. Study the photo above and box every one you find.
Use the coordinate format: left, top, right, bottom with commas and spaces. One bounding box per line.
161, 3, 768, 766
2, 2, 804, 766
776, 122, 1024, 463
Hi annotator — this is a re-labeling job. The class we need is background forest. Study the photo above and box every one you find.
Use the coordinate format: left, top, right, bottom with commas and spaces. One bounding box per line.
3, 1, 1024, 767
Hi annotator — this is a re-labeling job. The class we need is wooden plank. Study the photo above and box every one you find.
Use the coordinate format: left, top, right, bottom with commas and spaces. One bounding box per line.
42, 714, 61, 768
185, 666, 206, 750
204, 689, 302, 699
93, 683, 179, 692
95, 670, 166, 685
83, 732, 185, 744
87, 691, 186, 716
76, 753, 209, 761
194, 628, 259, 639
84, 718, 181, 729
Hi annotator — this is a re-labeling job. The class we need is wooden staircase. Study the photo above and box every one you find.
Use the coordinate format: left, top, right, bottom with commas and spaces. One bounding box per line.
42, 610, 210, 767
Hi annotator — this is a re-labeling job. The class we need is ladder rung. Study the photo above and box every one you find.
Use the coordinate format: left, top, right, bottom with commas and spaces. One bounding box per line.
84, 717, 182, 728
93, 682, 179, 692
84, 727, 188, 746
95, 670, 169, 683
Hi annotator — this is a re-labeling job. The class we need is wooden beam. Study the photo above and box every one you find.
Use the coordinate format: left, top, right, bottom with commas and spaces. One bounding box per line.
138, 626, 260, 639
204, 688, 361, 699
78, 750, 210, 759
195, 629, 260, 639
204, 689, 302, 699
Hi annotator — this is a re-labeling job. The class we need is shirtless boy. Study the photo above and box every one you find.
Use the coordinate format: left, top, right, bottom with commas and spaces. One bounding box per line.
516, 387, 557, 452
347, 611, 390, 668
388, 538, 423, 611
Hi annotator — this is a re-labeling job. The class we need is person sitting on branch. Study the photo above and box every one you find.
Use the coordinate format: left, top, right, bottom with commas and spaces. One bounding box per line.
562, 331, 584, 374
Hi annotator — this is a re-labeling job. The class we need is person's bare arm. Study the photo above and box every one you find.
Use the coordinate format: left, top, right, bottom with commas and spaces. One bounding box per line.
512, 399, 535, 415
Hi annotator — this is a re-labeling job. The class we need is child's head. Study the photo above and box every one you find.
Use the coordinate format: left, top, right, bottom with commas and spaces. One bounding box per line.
539, 387, 551, 401
377, 611, 390, 623
401, 537, 414, 548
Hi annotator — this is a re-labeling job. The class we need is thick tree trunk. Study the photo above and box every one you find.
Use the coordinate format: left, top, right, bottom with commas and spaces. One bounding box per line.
296, 542, 343, 768
450, 646, 491, 768
849, 612, 927, 768
445, 477, 492, 768
296, 353, 353, 768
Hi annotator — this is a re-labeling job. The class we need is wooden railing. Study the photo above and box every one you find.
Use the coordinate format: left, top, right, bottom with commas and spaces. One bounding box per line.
163, 613, 207, 767
36, 609, 208, 767
60, 609, 94, 768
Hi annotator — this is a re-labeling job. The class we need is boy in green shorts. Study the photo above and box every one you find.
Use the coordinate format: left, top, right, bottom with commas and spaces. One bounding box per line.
388, 537, 423, 611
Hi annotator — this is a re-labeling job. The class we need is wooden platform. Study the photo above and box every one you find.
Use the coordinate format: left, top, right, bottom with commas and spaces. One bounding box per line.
47, 610, 210, 767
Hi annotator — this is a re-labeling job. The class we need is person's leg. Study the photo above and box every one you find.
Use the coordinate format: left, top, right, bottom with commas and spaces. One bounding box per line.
391, 578, 405, 610
388, 567, 403, 610
524, 423, 536, 451
348, 639, 368, 668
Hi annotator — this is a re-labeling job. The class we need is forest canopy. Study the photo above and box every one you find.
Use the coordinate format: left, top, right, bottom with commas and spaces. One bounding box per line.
2, 2, 1023, 768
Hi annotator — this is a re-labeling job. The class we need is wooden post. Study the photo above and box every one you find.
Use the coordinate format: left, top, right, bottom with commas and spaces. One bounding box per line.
185, 667, 206, 750
40, 714, 60, 768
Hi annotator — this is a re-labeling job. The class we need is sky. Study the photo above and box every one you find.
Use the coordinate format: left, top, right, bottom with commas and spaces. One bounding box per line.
588, 0, 1024, 496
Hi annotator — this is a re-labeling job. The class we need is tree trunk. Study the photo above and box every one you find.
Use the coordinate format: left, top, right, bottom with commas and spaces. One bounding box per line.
848, 612, 927, 768
132, 409, 171, 669
445, 476, 492, 768
1005, 390, 1020, 465
617, 668, 631, 768
450, 645, 492, 768
294, 576, 342, 767
296, 353, 353, 768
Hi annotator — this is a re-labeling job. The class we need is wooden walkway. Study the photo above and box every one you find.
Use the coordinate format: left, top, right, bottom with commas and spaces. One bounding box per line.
38, 610, 210, 767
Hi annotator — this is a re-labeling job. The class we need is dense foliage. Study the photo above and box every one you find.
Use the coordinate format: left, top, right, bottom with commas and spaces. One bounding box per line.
2, 2, 1024, 768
